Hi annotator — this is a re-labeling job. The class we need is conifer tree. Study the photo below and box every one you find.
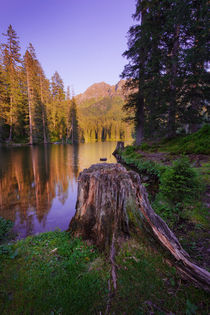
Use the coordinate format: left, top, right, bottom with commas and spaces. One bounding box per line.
68, 97, 79, 144
122, 0, 209, 140
37, 62, 50, 143
0, 63, 8, 141
24, 44, 49, 144
2, 25, 22, 141
24, 45, 35, 144
50, 71, 66, 141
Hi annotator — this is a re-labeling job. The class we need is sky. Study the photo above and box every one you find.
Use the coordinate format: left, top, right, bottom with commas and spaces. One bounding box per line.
0, 0, 136, 95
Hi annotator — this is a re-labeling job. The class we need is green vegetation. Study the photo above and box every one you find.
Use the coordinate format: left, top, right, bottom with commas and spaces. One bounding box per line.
117, 129, 209, 278
0, 231, 108, 314
158, 125, 210, 155
0, 26, 132, 144
78, 95, 133, 142
121, 145, 165, 179
127, 125, 210, 155
0, 230, 209, 314
159, 157, 202, 205
122, 0, 208, 144
112, 238, 209, 314
119, 142, 209, 229
0, 217, 13, 241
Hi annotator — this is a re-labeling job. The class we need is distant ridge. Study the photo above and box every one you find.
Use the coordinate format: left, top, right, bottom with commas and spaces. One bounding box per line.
76, 80, 126, 104
75, 80, 133, 142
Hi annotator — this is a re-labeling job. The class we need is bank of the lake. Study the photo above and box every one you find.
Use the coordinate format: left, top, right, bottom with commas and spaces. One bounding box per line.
114, 126, 210, 271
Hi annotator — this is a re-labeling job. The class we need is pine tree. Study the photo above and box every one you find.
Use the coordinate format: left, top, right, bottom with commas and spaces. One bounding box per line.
24, 45, 35, 144
50, 71, 66, 141
121, 0, 163, 144
0, 63, 9, 141
24, 43, 49, 144
68, 97, 79, 144
37, 62, 50, 143
122, 0, 209, 141
2, 25, 22, 141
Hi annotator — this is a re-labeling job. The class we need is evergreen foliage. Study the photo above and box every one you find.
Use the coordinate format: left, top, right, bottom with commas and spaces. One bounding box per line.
160, 157, 202, 205
0, 26, 131, 144
0, 217, 13, 240
122, 0, 209, 143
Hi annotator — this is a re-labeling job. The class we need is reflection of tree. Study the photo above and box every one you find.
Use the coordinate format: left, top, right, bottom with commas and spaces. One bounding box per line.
0, 144, 78, 230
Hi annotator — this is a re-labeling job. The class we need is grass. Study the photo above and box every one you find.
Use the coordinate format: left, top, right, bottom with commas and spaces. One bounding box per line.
157, 125, 210, 155
0, 230, 209, 314
111, 237, 209, 314
133, 125, 210, 155
0, 231, 108, 315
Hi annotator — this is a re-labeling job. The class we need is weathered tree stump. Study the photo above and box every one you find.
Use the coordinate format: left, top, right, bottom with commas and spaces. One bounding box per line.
112, 141, 124, 162
69, 163, 210, 291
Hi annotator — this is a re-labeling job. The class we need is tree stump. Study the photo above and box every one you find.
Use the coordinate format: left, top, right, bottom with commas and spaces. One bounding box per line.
69, 163, 210, 291
112, 141, 124, 162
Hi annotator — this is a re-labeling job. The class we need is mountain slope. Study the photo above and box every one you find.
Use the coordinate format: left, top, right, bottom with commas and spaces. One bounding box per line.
75, 80, 133, 142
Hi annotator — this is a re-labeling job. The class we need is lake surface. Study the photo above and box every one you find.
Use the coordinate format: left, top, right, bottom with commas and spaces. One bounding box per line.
0, 142, 128, 239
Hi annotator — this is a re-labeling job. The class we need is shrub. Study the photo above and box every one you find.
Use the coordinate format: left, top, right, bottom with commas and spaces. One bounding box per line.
0, 217, 13, 240
139, 142, 150, 151
160, 157, 202, 205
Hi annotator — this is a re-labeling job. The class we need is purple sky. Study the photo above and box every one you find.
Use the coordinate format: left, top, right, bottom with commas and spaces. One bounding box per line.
0, 0, 136, 94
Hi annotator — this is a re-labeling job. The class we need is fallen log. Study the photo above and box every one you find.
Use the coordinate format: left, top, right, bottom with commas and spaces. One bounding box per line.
69, 163, 210, 291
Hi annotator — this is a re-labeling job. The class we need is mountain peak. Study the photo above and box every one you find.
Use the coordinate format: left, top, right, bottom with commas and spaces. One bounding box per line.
76, 80, 125, 103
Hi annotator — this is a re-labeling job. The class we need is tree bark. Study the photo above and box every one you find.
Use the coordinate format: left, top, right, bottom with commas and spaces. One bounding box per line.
135, 94, 144, 145
69, 163, 210, 291
40, 76, 48, 144
25, 62, 33, 145
167, 25, 180, 138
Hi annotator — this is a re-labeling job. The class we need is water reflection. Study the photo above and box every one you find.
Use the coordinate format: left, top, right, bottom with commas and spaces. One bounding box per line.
0, 142, 121, 238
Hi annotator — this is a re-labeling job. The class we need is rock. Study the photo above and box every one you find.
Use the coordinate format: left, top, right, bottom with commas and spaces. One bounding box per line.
69, 163, 210, 291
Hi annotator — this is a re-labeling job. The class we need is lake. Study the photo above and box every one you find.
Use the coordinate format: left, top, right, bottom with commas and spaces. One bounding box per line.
0, 142, 128, 239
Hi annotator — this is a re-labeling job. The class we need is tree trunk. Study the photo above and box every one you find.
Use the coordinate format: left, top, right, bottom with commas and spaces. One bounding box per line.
135, 94, 144, 145
167, 25, 180, 138
69, 163, 210, 291
40, 76, 48, 144
26, 66, 33, 145
8, 95, 13, 142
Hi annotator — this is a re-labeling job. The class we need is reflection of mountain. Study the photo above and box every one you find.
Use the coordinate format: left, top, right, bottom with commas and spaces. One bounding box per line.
0, 144, 79, 227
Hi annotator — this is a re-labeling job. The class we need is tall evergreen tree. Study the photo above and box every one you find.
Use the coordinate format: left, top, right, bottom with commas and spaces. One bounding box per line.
24, 44, 49, 144
122, 0, 209, 141
24, 45, 35, 144
0, 63, 8, 141
50, 71, 66, 141
68, 97, 79, 144
37, 62, 50, 143
2, 25, 23, 141
121, 0, 162, 144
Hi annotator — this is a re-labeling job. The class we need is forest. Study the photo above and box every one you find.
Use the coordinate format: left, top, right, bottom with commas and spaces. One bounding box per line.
0, 26, 132, 144
1, 0, 208, 147
121, 0, 209, 144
